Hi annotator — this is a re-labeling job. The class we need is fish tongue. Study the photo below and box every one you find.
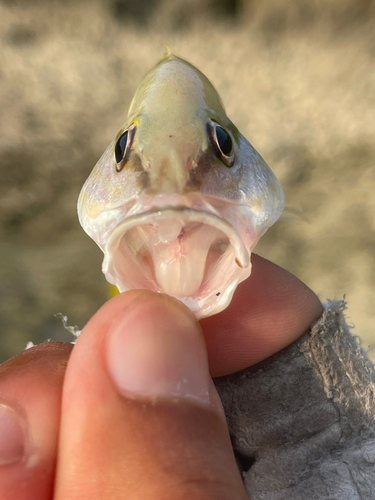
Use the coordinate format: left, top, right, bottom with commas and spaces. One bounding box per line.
151, 221, 223, 297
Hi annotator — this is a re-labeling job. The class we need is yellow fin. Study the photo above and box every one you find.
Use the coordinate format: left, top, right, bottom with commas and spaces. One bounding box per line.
163, 45, 171, 58
108, 282, 119, 298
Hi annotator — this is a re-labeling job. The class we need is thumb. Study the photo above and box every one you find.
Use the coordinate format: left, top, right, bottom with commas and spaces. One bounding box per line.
55, 291, 247, 500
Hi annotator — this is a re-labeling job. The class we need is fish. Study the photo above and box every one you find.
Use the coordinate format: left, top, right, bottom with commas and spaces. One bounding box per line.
77, 50, 285, 318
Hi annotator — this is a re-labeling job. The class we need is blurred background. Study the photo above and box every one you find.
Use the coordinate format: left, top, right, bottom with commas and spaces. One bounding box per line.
0, 0, 374, 362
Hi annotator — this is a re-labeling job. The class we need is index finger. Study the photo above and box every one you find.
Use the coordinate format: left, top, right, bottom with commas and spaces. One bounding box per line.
201, 254, 323, 377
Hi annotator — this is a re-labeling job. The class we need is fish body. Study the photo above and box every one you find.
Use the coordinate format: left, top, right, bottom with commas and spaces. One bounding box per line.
78, 52, 285, 318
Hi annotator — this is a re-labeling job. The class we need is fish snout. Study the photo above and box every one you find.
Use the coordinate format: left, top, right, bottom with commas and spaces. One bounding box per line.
142, 152, 197, 195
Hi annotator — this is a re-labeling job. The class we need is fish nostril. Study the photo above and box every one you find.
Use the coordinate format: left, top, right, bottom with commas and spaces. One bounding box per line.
187, 159, 198, 171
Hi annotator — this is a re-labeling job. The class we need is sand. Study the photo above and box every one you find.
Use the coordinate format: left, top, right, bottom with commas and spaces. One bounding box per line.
0, 0, 374, 361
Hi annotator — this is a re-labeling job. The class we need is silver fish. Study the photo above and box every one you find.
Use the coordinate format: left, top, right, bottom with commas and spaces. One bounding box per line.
78, 51, 285, 318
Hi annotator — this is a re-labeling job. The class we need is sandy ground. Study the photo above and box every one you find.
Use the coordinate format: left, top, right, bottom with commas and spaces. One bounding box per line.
0, 0, 374, 362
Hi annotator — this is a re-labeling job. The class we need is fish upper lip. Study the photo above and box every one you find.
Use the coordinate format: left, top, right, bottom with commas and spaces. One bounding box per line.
104, 205, 250, 270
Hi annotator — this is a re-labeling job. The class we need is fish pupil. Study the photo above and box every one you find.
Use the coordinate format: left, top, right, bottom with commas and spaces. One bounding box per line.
216, 125, 232, 156
115, 131, 128, 164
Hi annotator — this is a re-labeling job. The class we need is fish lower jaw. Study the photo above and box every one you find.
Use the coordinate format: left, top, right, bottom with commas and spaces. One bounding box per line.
102, 208, 254, 318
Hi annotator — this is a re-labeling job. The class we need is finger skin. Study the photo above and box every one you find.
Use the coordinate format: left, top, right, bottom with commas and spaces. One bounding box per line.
0, 343, 73, 500
201, 254, 323, 376
55, 292, 248, 500
0, 256, 323, 499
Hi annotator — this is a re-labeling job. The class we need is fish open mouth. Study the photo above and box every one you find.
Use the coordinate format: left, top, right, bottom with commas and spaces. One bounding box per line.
103, 207, 251, 317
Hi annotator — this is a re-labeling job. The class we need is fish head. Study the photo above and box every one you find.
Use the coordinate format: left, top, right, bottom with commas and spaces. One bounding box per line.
78, 52, 285, 318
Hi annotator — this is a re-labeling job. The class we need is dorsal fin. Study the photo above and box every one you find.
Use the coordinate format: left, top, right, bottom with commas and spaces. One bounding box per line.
163, 45, 172, 59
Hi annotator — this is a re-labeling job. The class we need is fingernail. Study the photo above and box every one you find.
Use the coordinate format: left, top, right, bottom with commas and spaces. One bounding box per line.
106, 295, 212, 403
0, 404, 25, 465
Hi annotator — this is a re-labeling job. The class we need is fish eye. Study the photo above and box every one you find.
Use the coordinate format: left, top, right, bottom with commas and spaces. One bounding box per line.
216, 125, 232, 156
115, 123, 136, 172
209, 122, 234, 167
115, 131, 128, 164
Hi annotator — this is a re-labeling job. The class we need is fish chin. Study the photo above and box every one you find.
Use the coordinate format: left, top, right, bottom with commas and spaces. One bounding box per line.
101, 196, 259, 318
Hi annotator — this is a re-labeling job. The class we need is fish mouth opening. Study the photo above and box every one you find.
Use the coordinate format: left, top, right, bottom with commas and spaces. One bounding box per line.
103, 207, 250, 316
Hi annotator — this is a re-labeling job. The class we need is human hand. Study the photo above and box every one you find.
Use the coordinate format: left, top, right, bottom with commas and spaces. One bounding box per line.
0, 255, 322, 499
